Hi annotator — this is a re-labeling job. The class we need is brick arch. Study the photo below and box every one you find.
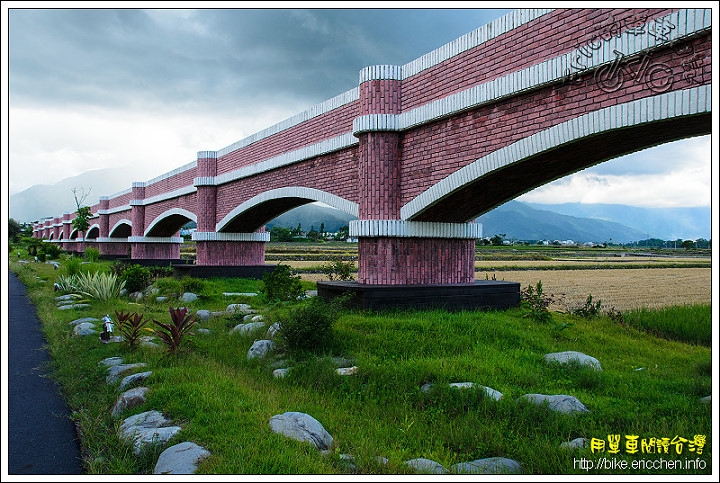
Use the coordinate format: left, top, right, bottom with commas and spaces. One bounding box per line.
216, 186, 358, 233
86, 224, 101, 239
402, 85, 711, 223
109, 219, 132, 238
145, 208, 197, 237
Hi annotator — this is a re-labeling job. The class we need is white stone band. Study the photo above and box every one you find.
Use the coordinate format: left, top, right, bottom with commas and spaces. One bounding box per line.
192, 232, 270, 242
349, 220, 482, 239
352, 114, 400, 136
127, 236, 183, 243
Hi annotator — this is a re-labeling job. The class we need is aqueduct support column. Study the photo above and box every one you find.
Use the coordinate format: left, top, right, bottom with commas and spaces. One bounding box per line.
129, 182, 181, 260
352, 65, 479, 285
97, 196, 130, 257
60, 212, 75, 251
193, 151, 268, 266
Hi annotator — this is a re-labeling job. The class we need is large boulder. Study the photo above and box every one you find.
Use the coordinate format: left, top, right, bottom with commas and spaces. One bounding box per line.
154, 442, 211, 475
247, 340, 276, 359
118, 410, 182, 455
452, 457, 521, 474
518, 394, 590, 415
404, 458, 448, 474
111, 387, 150, 417
544, 351, 602, 371
269, 412, 333, 450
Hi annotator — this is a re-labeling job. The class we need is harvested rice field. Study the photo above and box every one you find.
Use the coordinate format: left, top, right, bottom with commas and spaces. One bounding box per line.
476, 267, 712, 312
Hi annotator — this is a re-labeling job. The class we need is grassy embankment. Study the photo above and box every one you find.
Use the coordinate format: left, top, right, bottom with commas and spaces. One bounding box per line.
7, 245, 712, 475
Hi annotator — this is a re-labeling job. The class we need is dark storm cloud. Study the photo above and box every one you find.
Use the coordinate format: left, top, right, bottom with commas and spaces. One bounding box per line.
9, 7, 512, 113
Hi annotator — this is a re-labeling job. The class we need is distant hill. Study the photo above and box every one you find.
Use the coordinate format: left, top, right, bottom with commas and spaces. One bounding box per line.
475, 200, 648, 244
10, 168, 708, 242
524, 202, 710, 241
9, 167, 136, 223
265, 204, 355, 234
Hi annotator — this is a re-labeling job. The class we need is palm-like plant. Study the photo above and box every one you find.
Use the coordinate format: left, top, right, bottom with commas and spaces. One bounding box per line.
75, 271, 125, 301
115, 310, 149, 349
149, 306, 197, 354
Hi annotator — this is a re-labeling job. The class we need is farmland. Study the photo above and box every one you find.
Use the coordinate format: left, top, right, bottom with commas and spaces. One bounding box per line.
255, 242, 712, 312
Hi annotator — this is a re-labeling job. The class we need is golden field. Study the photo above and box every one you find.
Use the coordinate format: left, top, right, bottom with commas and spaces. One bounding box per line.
280, 248, 711, 311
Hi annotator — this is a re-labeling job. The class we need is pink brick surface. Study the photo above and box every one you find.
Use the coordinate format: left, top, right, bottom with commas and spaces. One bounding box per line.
130, 242, 180, 260
357, 238, 475, 284
196, 241, 265, 266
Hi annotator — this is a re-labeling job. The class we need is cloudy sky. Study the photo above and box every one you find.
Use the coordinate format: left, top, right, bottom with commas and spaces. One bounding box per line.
3, 3, 716, 211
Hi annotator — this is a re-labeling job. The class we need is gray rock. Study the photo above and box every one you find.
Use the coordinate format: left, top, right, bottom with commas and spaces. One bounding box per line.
231, 322, 265, 336
69, 317, 100, 326
119, 371, 152, 391
99, 356, 124, 367
55, 295, 78, 302
421, 382, 503, 401
273, 368, 290, 379
519, 394, 590, 414
111, 387, 150, 417
195, 309, 212, 321
452, 457, 521, 474
197, 328, 211, 335
179, 292, 198, 303
269, 411, 333, 450
154, 442, 211, 475
129, 292, 144, 301
226, 303, 252, 314
156, 296, 169, 303
560, 437, 588, 450
266, 322, 281, 339
106, 363, 148, 384
59, 303, 91, 310
544, 351, 602, 371
73, 322, 97, 336
336, 366, 359, 376
223, 292, 258, 297
404, 458, 448, 474
118, 410, 182, 455
700, 395, 711, 404
247, 340, 276, 359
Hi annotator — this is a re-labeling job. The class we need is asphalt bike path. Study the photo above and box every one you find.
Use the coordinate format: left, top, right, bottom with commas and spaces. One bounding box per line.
7, 271, 84, 475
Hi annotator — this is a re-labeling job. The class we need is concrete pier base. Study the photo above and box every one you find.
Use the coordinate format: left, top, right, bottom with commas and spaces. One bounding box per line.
317, 280, 521, 311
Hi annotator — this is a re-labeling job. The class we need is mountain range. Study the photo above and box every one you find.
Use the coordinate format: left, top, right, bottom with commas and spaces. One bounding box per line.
8, 168, 710, 243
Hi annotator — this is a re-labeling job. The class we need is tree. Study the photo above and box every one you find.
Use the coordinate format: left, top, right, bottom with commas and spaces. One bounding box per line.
8, 218, 22, 242
680, 239, 695, 249
72, 186, 92, 251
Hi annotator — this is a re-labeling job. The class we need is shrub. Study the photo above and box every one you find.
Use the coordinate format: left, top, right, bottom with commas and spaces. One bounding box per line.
114, 310, 149, 350
149, 306, 197, 354
570, 294, 603, 318
275, 295, 349, 357
120, 264, 152, 293
85, 247, 100, 263
320, 256, 355, 281
520, 280, 555, 324
64, 256, 83, 276
42, 243, 63, 260
261, 264, 304, 302
180, 276, 206, 295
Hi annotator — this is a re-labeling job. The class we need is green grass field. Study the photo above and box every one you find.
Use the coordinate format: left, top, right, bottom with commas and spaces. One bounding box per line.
7, 249, 713, 476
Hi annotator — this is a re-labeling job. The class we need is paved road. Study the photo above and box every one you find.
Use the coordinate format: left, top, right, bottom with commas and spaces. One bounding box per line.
7, 271, 84, 475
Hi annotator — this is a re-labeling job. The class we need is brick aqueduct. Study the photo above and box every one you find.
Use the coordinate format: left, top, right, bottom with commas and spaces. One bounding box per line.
35, 8, 711, 289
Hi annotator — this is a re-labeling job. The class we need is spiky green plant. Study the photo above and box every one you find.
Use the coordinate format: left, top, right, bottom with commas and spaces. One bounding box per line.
74, 271, 125, 301
55, 273, 79, 293
149, 306, 197, 354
